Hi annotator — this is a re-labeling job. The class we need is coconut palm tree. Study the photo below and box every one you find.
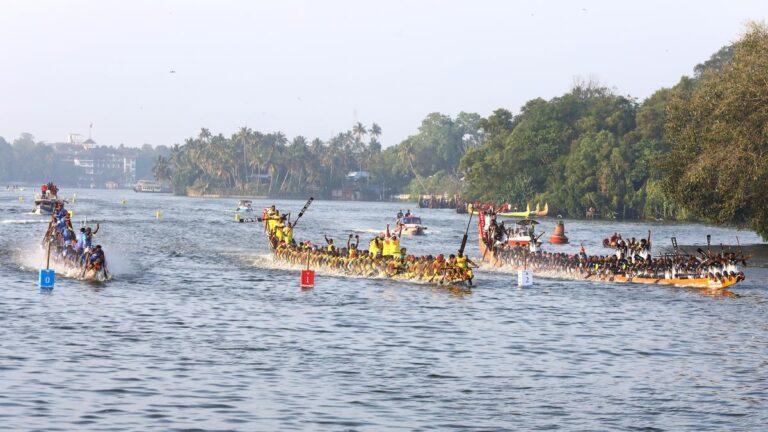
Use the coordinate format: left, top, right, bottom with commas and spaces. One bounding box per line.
152, 155, 172, 183
234, 126, 252, 190
370, 123, 381, 142
352, 122, 367, 144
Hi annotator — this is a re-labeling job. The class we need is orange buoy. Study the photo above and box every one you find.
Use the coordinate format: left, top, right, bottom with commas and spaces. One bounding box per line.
549, 219, 569, 244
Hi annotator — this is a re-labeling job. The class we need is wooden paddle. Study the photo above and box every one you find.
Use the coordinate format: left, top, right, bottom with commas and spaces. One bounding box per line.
291, 197, 314, 228
80, 252, 91, 278
458, 212, 474, 256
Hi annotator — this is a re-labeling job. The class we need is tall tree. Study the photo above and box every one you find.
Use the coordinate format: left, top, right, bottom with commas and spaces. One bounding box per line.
662, 22, 768, 239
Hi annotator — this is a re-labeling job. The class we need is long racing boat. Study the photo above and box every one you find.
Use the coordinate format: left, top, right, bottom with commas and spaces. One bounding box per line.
477, 211, 745, 292
41, 195, 111, 283
261, 201, 474, 288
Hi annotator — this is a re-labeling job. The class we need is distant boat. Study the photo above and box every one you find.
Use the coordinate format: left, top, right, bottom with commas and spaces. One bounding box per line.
34, 195, 65, 215
133, 180, 171, 193
236, 199, 254, 214
6, 183, 25, 191
397, 215, 427, 236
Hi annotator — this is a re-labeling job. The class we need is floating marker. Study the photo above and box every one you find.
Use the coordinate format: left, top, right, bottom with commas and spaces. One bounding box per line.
235, 213, 241, 222
72, 194, 76, 203
301, 269, 315, 289
121, 199, 127, 205
39, 269, 55, 290
155, 211, 162, 219
517, 269, 533, 287
39, 242, 55, 290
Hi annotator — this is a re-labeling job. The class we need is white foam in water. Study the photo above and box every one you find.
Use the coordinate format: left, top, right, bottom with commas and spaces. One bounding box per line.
1, 219, 46, 225
13, 239, 130, 281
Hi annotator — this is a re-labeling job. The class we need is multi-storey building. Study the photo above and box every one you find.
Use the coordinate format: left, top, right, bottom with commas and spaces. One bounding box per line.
49, 135, 137, 188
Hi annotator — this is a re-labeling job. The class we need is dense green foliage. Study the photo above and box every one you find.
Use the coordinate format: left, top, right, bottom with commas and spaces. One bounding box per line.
460, 86, 672, 219
4, 23, 766, 238
168, 124, 383, 196
0, 133, 82, 183
662, 22, 768, 239
167, 113, 483, 198
371, 112, 483, 197
459, 22, 768, 238
0, 133, 170, 185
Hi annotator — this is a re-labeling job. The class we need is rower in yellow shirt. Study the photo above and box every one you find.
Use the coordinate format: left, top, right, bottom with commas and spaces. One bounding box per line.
282, 222, 294, 244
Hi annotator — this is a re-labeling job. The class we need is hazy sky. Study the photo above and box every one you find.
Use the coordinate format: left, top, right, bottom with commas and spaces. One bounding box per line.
1, 0, 765, 148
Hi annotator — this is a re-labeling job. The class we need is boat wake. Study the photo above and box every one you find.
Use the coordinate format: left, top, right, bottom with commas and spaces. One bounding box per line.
11, 240, 131, 282
1, 218, 47, 225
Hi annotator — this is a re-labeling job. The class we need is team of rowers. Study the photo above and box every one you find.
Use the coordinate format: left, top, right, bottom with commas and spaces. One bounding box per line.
262, 205, 477, 285
480, 211, 746, 285
43, 201, 108, 278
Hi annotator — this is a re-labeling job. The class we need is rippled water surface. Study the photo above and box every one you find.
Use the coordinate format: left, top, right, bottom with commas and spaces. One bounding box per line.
1, 189, 767, 431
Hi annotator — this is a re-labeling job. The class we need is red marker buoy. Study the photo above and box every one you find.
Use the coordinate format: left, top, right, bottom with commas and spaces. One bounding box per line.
301, 269, 315, 289
300, 250, 314, 289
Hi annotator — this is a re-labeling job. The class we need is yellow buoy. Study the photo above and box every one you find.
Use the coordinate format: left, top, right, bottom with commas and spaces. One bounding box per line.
18, 196, 24, 202
121, 199, 127, 205
155, 211, 162, 219
235, 213, 241, 222
72, 194, 76, 203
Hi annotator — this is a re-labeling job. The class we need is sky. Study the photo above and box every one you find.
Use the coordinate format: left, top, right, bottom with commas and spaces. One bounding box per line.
0, 0, 765, 148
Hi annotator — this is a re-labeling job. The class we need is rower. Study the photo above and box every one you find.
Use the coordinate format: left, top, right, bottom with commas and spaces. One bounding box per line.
281, 220, 294, 244
391, 234, 400, 256
324, 235, 336, 252
368, 236, 383, 257
84, 224, 100, 248
89, 245, 105, 269
274, 218, 286, 242
347, 234, 360, 258
382, 235, 392, 257
265, 205, 280, 232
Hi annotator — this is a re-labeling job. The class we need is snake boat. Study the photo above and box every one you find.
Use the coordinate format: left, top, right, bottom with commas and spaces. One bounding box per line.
262, 200, 473, 288
477, 211, 745, 292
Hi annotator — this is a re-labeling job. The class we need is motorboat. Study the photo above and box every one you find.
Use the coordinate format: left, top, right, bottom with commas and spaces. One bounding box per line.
505, 219, 542, 247
397, 215, 427, 236
133, 180, 171, 193
236, 199, 254, 214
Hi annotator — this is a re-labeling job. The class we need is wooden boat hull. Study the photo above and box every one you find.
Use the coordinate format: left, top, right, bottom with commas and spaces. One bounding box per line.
46, 251, 111, 282
498, 210, 531, 218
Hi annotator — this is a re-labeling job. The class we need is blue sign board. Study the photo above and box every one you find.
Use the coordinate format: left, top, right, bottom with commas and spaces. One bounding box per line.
39, 269, 55, 289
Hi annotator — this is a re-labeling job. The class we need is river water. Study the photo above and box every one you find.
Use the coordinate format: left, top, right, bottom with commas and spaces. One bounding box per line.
1, 189, 767, 431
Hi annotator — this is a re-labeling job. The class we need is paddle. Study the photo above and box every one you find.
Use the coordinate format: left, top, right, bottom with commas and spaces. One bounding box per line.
458, 211, 473, 256
736, 236, 748, 267
291, 197, 314, 228
80, 252, 91, 278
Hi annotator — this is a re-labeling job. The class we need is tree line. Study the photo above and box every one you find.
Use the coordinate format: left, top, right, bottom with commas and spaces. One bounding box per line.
160, 113, 485, 199
0, 133, 170, 185
3, 23, 765, 238
156, 21, 766, 238
462, 22, 767, 238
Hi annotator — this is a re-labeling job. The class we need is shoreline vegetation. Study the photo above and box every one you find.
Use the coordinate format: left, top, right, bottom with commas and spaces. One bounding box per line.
1, 23, 766, 239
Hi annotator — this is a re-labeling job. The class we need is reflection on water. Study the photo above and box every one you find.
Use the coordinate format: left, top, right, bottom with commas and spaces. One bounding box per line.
1, 189, 767, 430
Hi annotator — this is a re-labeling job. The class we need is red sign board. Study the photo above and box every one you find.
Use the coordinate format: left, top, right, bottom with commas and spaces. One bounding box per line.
301, 269, 315, 288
